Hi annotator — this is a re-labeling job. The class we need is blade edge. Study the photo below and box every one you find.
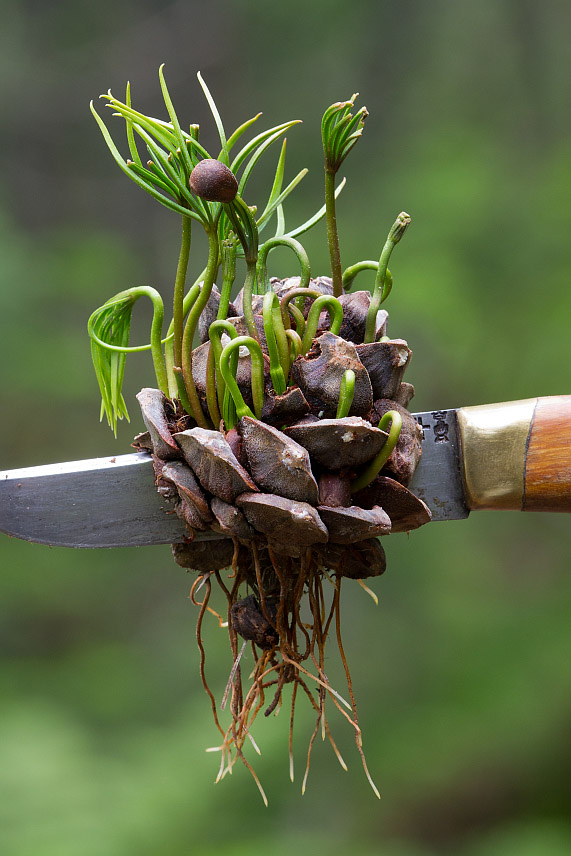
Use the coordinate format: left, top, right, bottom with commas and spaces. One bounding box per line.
1, 408, 470, 547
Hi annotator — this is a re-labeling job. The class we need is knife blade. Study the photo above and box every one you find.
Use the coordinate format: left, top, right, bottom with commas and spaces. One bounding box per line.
2, 396, 570, 548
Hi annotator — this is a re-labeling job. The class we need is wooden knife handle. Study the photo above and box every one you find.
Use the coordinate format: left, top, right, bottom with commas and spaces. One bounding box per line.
457, 395, 571, 513
523, 395, 571, 511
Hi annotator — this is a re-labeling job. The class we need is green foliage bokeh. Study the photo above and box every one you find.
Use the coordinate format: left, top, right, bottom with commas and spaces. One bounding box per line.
0, 1, 570, 854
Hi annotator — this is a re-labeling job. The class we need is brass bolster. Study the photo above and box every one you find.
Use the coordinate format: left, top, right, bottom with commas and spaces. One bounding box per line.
456, 399, 537, 511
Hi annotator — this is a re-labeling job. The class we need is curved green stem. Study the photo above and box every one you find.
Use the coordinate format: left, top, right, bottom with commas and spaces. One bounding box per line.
301, 295, 344, 354
284, 303, 306, 336
164, 338, 177, 398
285, 328, 302, 367
205, 343, 221, 428
280, 287, 321, 331
222, 382, 238, 431
364, 213, 410, 343
379, 269, 393, 304
217, 237, 237, 321
256, 236, 311, 295
173, 366, 194, 417
89, 324, 174, 354
219, 336, 265, 428
262, 291, 288, 393
325, 168, 343, 298
173, 215, 192, 367
242, 260, 259, 340
224, 195, 258, 264
342, 260, 377, 291
165, 271, 207, 338
88, 286, 168, 395
223, 195, 259, 338
181, 228, 220, 426
336, 369, 355, 418
168, 280, 201, 399
286, 303, 306, 336
164, 275, 206, 397
350, 410, 403, 493
342, 262, 393, 311
209, 320, 239, 414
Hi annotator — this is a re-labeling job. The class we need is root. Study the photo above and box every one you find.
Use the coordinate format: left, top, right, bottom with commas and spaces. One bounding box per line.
335, 576, 380, 799
190, 575, 224, 738
189, 542, 379, 802
221, 640, 247, 711
289, 679, 298, 782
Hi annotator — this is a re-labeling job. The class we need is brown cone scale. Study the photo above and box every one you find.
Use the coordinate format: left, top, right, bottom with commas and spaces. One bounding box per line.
354, 474, 431, 532
236, 492, 328, 557
238, 416, 319, 505
284, 416, 388, 470
136, 388, 181, 460
317, 504, 391, 543
174, 427, 258, 503
291, 332, 373, 418
370, 399, 423, 486
137, 279, 430, 557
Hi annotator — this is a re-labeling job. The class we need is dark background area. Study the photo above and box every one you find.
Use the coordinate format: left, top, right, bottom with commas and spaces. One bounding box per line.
1, 1, 570, 854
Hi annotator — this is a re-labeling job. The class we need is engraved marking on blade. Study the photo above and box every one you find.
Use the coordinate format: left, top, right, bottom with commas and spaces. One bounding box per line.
410, 409, 469, 521
432, 410, 450, 443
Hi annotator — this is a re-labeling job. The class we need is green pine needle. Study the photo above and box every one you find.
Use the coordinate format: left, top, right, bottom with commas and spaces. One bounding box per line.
322, 95, 368, 173
88, 294, 136, 435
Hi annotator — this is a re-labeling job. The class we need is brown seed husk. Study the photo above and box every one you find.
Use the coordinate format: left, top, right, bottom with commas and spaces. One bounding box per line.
152, 455, 178, 500
315, 292, 388, 343
336, 291, 388, 344
225, 427, 248, 468
189, 159, 238, 202
132, 430, 153, 452
393, 382, 415, 408
175, 497, 210, 531
160, 460, 213, 525
226, 315, 269, 353
231, 594, 279, 650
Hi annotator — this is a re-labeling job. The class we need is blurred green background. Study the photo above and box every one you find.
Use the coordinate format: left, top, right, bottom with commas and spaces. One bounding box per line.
1, 1, 570, 854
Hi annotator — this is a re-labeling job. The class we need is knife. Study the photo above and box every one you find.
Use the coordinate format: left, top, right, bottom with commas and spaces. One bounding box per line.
2, 396, 570, 548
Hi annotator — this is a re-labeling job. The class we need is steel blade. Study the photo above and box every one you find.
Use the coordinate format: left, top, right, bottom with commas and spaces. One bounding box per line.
409, 408, 469, 521
1, 408, 469, 548
2, 452, 188, 547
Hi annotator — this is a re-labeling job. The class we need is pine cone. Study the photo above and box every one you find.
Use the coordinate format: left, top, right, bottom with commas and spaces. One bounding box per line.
136, 277, 431, 585
135, 276, 431, 796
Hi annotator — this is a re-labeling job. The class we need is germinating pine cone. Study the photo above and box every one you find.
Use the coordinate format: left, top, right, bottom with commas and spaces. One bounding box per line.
135, 277, 431, 602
